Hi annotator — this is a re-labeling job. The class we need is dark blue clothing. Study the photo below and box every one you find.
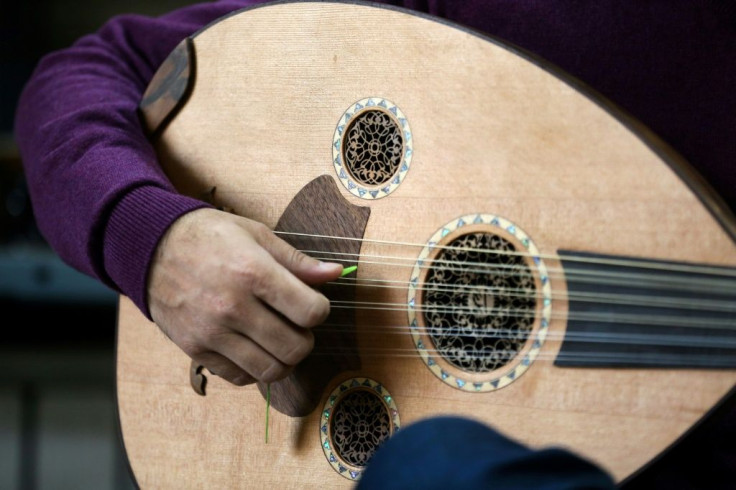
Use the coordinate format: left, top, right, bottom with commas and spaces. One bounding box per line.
358, 417, 616, 489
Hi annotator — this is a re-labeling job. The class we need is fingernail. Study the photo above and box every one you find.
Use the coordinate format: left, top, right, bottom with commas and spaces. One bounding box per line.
318, 261, 343, 272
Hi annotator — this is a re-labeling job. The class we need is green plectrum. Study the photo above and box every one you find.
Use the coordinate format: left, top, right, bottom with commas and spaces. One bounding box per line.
340, 265, 358, 277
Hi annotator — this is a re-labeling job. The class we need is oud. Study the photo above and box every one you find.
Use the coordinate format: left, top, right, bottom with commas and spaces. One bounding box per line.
116, 1, 736, 487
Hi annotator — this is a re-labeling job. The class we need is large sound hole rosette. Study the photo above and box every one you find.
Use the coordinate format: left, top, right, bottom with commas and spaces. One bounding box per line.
407, 214, 552, 392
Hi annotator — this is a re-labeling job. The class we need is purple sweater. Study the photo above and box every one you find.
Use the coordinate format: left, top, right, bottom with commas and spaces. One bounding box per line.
14, 0, 736, 318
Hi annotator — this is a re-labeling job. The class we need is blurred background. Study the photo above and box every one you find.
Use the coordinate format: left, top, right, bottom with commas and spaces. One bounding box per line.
1, 1, 196, 488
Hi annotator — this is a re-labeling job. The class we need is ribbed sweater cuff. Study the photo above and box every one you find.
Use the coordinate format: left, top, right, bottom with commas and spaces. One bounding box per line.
103, 185, 212, 320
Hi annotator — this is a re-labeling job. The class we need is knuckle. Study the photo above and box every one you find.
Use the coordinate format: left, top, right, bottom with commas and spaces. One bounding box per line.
249, 221, 271, 242
258, 360, 291, 384
205, 292, 244, 326
286, 246, 307, 269
178, 337, 206, 358
228, 372, 254, 386
193, 319, 230, 346
280, 333, 314, 366
303, 295, 330, 327
236, 259, 267, 296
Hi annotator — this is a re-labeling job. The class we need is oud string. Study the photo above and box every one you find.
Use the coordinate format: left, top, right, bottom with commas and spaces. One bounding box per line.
287, 241, 736, 315
310, 322, 736, 348
299, 304, 736, 362
326, 302, 733, 330
295, 346, 735, 366
302, 250, 736, 295
329, 277, 736, 313
314, 262, 734, 359
275, 230, 736, 279
269, 234, 735, 362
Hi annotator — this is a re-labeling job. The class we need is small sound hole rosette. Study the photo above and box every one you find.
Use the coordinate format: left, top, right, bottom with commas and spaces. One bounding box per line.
332, 98, 413, 199
320, 378, 400, 481
407, 214, 551, 392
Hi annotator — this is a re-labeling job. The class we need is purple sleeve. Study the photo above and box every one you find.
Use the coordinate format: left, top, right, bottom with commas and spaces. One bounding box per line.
13, 0, 269, 318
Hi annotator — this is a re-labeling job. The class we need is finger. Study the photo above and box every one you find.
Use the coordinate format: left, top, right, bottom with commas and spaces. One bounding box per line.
251, 224, 344, 284
211, 331, 292, 384
225, 298, 315, 366
192, 351, 256, 386
237, 240, 333, 329
250, 259, 333, 329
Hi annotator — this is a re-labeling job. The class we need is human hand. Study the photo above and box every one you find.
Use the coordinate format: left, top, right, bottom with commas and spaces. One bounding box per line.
147, 208, 344, 386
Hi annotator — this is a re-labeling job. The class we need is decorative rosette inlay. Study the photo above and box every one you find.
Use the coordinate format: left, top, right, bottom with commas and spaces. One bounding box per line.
320, 378, 400, 480
332, 98, 413, 199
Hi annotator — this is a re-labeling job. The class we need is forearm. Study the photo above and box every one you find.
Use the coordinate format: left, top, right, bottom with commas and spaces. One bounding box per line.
13, 0, 267, 316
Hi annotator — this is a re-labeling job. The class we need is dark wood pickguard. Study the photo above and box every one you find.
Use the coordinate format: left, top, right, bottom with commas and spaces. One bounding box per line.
256, 175, 370, 416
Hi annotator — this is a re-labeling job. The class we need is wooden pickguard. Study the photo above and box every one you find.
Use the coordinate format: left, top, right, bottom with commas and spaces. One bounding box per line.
258, 175, 370, 416
116, 2, 736, 488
